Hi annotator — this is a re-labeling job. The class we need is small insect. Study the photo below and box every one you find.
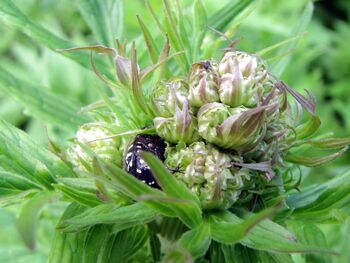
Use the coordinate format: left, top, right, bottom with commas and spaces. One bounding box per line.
199, 60, 211, 70
124, 134, 166, 188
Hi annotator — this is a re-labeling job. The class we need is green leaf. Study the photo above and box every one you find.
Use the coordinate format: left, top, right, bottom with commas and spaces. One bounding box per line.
286, 146, 348, 167
76, 0, 123, 47
210, 210, 336, 254
209, 206, 278, 244
286, 170, 350, 222
137, 15, 160, 64
208, 0, 255, 31
221, 244, 294, 263
0, 0, 112, 78
58, 202, 157, 233
102, 162, 175, 217
0, 66, 89, 132
142, 152, 202, 228
179, 222, 211, 259
17, 191, 58, 250
270, 2, 314, 77
295, 115, 321, 140
0, 119, 75, 189
297, 136, 350, 149
49, 204, 90, 263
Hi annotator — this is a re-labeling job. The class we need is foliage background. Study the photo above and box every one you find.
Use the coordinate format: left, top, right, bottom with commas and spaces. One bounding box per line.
0, 0, 349, 262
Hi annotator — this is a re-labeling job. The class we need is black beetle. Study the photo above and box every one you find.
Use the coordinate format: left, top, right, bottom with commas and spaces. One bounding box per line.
124, 134, 166, 188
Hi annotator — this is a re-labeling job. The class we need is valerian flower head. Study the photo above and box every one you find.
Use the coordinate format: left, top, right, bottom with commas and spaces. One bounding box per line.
68, 123, 123, 172
197, 102, 268, 151
188, 60, 220, 107
151, 78, 189, 117
165, 142, 250, 209
218, 51, 268, 107
154, 100, 200, 144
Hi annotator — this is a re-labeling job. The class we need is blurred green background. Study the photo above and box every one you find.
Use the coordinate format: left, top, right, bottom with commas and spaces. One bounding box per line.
0, 0, 349, 262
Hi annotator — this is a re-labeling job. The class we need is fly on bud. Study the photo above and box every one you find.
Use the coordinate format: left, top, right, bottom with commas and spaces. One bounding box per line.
218, 51, 268, 107
188, 61, 220, 107
151, 78, 189, 117
154, 100, 200, 144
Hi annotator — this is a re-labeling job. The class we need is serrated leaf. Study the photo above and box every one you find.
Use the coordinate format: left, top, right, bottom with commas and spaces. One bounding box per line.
0, 66, 89, 132
142, 152, 202, 228
58, 202, 157, 233
17, 191, 58, 250
0, 0, 112, 78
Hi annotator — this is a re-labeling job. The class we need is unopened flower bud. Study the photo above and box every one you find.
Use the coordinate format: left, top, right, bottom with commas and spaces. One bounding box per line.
166, 142, 249, 209
188, 61, 220, 107
68, 123, 123, 171
154, 100, 199, 144
198, 103, 268, 151
151, 78, 189, 117
115, 55, 134, 86
218, 51, 268, 107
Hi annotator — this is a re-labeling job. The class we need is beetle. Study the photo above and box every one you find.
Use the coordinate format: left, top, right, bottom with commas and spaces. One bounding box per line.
124, 134, 166, 188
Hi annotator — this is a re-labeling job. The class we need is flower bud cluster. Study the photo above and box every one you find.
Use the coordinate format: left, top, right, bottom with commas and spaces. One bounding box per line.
150, 51, 289, 209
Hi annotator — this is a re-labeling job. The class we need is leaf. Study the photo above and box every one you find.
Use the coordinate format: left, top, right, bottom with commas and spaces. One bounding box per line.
209, 206, 279, 244
58, 202, 157, 233
142, 152, 202, 228
49, 203, 91, 263
16, 191, 58, 250
221, 243, 294, 263
286, 170, 350, 222
179, 222, 211, 259
76, 0, 123, 47
102, 162, 175, 217
0, 0, 112, 78
0, 119, 75, 189
210, 210, 337, 254
270, 2, 314, 77
137, 15, 159, 64
0, 66, 90, 132
297, 136, 350, 149
208, 0, 255, 31
286, 146, 348, 167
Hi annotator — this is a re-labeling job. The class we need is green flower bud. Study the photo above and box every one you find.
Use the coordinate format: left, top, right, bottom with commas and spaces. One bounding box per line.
218, 51, 268, 107
166, 142, 250, 209
198, 103, 268, 151
151, 78, 189, 117
115, 55, 133, 86
68, 123, 123, 172
154, 100, 200, 144
188, 61, 220, 107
